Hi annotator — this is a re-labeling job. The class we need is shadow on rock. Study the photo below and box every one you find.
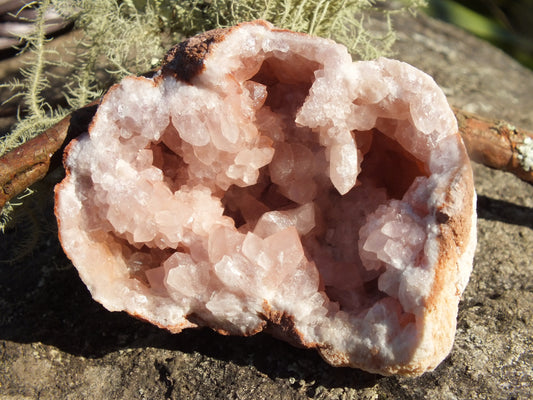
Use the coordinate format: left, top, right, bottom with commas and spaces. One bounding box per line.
477, 195, 533, 229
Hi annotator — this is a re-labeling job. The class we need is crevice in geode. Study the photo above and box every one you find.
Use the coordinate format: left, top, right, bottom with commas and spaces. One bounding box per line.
150, 131, 189, 193
251, 56, 318, 117
358, 129, 429, 199
221, 177, 298, 229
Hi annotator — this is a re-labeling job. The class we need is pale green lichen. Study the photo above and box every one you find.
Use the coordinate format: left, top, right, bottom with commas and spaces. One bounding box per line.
0, 0, 425, 233
0, 189, 42, 263
0, 0, 68, 157
517, 136, 533, 172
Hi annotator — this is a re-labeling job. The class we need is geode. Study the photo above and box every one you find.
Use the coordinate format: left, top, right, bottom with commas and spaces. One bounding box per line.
55, 20, 476, 376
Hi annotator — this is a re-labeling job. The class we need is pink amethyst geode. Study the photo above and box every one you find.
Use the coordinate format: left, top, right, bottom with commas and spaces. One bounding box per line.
55, 21, 476, 376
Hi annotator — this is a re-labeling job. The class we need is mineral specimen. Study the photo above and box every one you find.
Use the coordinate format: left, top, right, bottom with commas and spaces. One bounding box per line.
55, 20, 476, 376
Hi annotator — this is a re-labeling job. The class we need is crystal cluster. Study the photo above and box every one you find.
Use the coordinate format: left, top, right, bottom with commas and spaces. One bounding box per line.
55, 21, 477, 376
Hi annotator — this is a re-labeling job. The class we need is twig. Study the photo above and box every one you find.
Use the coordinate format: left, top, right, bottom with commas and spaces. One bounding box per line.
455, 108, 533, 183
0, 105, 531, 212
0, 101, 98, 210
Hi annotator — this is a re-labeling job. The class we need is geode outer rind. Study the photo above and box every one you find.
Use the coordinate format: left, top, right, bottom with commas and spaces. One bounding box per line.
55, 20, 476, 376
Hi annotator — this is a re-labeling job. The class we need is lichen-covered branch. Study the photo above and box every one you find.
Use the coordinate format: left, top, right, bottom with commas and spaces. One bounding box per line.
0, 116, 69, 210
0, 102, 98, 216
455, 108, 533, 184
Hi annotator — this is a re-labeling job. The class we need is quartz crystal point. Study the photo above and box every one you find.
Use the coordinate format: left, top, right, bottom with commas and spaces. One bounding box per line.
55, 20, 477, 376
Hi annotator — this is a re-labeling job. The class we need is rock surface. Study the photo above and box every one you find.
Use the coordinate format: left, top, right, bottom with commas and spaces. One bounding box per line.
1, 13, 532, 400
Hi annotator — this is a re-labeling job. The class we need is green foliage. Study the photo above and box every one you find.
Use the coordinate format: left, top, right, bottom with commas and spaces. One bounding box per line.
141, 0, 426, 59
0, 0, 67, 157
0, 0, 425, 232
426, 0, 533, 70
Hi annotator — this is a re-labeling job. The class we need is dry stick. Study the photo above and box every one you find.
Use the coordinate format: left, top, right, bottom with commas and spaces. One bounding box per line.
454, 108, 533, 183
0, 115, 69, 207
0, 101, 99, 210
0, 105, 532, 211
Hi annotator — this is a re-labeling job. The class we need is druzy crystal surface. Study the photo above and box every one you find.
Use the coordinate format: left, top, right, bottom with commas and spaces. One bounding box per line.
55, 21, 476, 376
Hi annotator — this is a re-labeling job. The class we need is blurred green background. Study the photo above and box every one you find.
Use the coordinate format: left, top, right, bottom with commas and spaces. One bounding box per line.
425, 0, 533, 70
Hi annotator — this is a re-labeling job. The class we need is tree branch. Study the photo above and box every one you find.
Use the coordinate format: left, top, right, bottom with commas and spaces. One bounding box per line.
455, 107, 533, 183
0, 101, 99, 210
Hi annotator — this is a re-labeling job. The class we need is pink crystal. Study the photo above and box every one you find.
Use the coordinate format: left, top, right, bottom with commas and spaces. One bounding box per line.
55, 21, 476, 376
